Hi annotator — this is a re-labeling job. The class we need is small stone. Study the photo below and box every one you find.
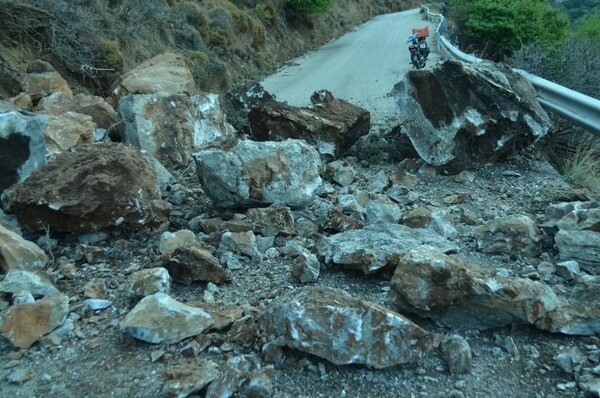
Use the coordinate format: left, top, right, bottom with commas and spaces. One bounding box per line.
442, 335, 473, 374
120, 292, 214, 344
555, 347, 587, 375
59, 263, 77, 279
130, 267, 171, 296
7, 368, 33, 384
242, 369, 273, 398
82, 245, 107, 264
556, 260, 580, 281
84, 280, 106, 299
579, 378, 600, 396
291, 250, 320, 283
13, 291, 35, 305
87, 338, 102, 349
84, 299, 113, 311
162, 359, 219, 398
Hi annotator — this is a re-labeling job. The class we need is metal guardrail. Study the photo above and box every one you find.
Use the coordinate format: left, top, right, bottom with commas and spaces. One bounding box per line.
421, 5, 600, 134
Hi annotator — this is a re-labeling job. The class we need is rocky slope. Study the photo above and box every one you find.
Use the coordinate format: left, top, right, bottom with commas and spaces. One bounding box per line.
1, 52, 600, 398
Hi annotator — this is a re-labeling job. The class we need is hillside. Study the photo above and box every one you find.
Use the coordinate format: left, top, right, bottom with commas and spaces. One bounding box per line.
0, 0, 421, 100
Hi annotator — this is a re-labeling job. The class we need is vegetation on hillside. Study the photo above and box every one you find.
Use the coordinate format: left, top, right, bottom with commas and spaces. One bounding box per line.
446, 0, 569, 60
548, 0, 600, 22
0, 0, 420, 98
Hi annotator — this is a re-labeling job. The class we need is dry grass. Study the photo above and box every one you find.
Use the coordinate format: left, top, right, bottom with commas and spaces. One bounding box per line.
563, 139, 600, 194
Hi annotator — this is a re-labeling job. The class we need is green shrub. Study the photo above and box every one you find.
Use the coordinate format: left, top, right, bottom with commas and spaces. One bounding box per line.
563, 139, 600, 193
191, 51, 231, 91
448, 0, 569, 59
255, 3, 275, 22
287, 0, 335, 14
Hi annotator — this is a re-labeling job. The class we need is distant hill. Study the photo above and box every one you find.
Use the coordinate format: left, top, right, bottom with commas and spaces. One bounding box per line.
549, 0, 600, 22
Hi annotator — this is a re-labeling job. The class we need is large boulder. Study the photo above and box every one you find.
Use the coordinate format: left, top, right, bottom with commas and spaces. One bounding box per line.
36, 92, 118, 129
317, 223, 458, 274
118, 93, 236, 169
392, 60, 551, 173
18, 60, 72, 103
260, 286, 436, 369
389, 247, 559, 330
248, 90, 370, 159
1, 143, 169, 233
111, 52, 196, 106
193, 139, 322, 209
0, 110, 47, 194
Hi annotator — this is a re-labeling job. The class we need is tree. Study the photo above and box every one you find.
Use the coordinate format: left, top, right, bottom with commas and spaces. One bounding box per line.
287, 0, 336, 14
574, 13, 600, 47
448, 0, 569, 59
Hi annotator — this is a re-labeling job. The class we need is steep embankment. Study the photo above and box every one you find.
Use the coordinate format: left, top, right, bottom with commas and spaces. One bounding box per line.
0, 0, 422, 99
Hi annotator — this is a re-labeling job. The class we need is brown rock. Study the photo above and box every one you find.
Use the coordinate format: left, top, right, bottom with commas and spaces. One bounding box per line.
0, 224, 48, 272
111, 52, 196, 105
163, 247, 229, 284
19, 62, 72, 103
1, 143, 169, 233
248, 89, 370, 159
261, 286, 436, 368
36, 92, 118, 129
0, 294, 69, 349
44, 112, 95, 156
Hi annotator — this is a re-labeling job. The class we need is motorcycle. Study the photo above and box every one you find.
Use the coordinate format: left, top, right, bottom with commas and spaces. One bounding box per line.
407, 27, 430, 69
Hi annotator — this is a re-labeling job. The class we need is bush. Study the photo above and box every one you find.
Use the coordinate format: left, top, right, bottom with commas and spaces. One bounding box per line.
448, 0, 569, 59
287, 0, 335, 14
191, 51, 231, 91
255, 3, 276, 23
563, 139, 600, 194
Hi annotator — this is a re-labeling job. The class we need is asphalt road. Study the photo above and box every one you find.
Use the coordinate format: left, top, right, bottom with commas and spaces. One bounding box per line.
261, 8, 440, 126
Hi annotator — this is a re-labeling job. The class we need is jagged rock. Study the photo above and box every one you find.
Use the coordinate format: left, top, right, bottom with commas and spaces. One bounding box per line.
158, 229, 203, 255
539, 275, 600, 335
18, 61, 72, 103
325, 160, 356, 187
187, 302, 244, 330
241, 368, 274, 398
35, 92, 118, 129
473, 214, 540, 257
44, 112, 96, 155
248, 89, 370, 159
246, 205, 295, 237
111, 52, 196, 104
163, 247, 229, 284
193, 139, 322, 209
0, 270, 59, 298
130, 267, 172, 297
0, 294, 69, 349
291, 250, 320, 283
365, 195, 402, 224
206, 355, 259, 398
442, 335, 473, 374
389, 247, 559, 330
5, 93, 33, 111
219, 231, 261, 260
392, 60, 551, 173
0, 224, 49, 272
556, 231, 600, 267
260, 286, 436, 369
118, 93, 236, 168
322, 207, 364, 233
579, 378, 600, 397
221, 82, 275, 134
162, 359, 219, 398
120, 292, 214, 344
1, 143, 169, 233
317, 223, 458, 274
0, 111, 47, 194
544, 202, 600, 267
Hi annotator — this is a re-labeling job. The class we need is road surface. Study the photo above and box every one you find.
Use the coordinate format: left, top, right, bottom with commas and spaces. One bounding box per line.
261, 8, 440, 127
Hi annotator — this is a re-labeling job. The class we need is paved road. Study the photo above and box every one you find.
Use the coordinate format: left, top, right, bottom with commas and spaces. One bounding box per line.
261, 8, 440, 126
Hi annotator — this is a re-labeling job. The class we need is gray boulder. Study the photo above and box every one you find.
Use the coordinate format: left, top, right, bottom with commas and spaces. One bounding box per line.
392, 60, 551, 173
260, 286, 436, 369
193, 139, 322, 209
317, 222, 458, 274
